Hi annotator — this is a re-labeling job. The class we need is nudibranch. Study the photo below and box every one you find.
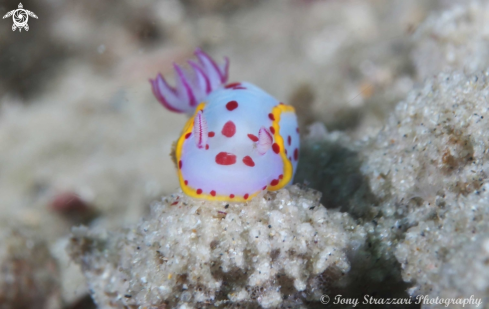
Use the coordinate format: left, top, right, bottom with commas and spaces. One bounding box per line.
150, 49, 300, 202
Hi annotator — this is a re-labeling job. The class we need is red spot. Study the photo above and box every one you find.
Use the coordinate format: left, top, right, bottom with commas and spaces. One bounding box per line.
208, 131, 215, 137
179, 160, 182, 169
269, 126, 275, 134
244, 194, 249, 200
230, 194, 235, 199
288, 135, 291, 145
272, 143, 280, 154
270, 179, 279, 186
197, 189, 203, 195
289, 156, 292, 161
248, 134, 259, 142
225, 82, 241, 89
243, 156, 255, 167
262, 185, 267, 190
285, 149, 288, 155
184, 180, 188, 185
210, 190, 216, 196
225, 83, 247, 90
279, 102, 285, 105
215, 152, 237, 165
222, 121, 236, 137
206, 144, 209, 150
226, 100, 238, 111
294, 148, 299, 161
185, 132, 192, 139
296, 127, 300, 133
268, 113, 275, 121
279, 174, 283, 179
171, 201, 178, 206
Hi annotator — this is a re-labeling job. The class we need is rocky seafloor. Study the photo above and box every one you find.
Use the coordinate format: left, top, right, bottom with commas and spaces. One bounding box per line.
2, 0, 489, 308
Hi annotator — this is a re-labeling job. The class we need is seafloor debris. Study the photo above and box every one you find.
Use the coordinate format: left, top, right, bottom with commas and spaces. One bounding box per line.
0, 225, 61, 309
363, 70, 489, 301
299, 70, 489, 304
50, 192, 99, 224
69, 186, 366, 308
412, 1, 489, 80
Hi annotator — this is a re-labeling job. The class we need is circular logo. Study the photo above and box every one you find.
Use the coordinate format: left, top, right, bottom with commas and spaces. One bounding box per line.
320, 295, 330, 304
13, 10, 28, 27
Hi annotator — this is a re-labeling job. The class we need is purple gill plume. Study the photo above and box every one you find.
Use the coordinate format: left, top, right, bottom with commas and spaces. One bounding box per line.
150, 49, 229, 114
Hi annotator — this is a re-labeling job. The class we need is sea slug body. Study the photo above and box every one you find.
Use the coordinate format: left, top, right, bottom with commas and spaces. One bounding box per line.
151, 49, 300, 202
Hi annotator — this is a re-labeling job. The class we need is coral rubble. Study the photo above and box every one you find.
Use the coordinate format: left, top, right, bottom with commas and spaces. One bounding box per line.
364, 71, 489, 302
69, 186, 365, 308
